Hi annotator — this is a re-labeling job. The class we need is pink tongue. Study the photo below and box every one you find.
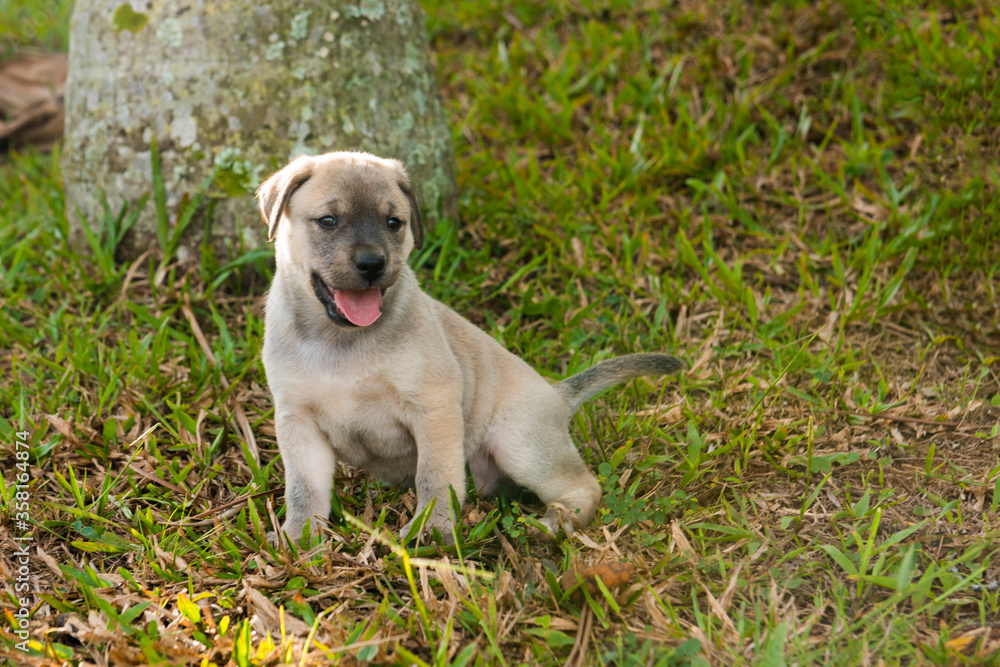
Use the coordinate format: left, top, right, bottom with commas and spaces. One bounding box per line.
333, 288, 383, 326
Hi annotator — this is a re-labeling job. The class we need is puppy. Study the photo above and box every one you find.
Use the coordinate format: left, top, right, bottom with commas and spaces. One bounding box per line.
256, 151, 682, 543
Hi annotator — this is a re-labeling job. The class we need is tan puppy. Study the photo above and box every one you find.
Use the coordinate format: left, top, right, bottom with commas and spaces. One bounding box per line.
257, 151, 682, 543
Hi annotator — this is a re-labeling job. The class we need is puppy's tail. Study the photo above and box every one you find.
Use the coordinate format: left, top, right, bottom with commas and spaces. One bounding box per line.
555, 354, 684, 414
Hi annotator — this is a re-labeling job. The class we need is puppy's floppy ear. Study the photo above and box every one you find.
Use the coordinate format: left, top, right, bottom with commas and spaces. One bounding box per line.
256, 156, 314, 241
392, 161, 424, 250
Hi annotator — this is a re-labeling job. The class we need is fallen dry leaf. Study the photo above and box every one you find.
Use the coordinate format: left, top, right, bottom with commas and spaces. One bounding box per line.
0, 52, 66, 152
944, 627, 988, 654
561, 562, 635, 602
245, 585, 313, 636
671, 520, 696, 559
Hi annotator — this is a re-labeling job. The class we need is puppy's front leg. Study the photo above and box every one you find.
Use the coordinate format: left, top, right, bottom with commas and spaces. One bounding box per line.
401, 405, 466, 544
272, 413, 336, 543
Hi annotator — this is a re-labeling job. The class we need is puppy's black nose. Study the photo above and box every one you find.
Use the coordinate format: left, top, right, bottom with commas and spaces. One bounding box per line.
354, 252, 385, 282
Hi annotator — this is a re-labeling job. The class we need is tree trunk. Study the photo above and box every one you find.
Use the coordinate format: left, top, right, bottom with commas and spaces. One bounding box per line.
63, 0, 457, 263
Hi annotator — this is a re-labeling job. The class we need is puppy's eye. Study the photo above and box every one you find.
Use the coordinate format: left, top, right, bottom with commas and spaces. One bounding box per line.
387, 217, 403, 232
316, 216, 338, 229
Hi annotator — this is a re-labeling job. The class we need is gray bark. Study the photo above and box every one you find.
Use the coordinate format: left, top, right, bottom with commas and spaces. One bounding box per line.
63, 0, 457, 263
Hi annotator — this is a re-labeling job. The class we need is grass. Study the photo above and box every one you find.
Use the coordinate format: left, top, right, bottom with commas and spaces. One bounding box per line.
2, 0, 1000, 664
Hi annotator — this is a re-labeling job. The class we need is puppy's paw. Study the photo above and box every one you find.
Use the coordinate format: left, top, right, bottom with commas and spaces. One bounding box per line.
269, 519, 319, 547
535, 503, 579, 541
399, 515, 456, 546
525, 520, 558, 543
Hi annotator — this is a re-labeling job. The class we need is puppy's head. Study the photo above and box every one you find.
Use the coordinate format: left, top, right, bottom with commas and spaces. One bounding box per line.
256, 152, 423, 328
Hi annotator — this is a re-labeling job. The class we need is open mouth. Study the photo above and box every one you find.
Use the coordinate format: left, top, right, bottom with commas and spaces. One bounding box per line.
311, 273, 385, 327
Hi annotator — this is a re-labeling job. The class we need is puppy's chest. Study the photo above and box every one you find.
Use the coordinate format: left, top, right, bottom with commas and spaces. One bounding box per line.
303, 370, 418, 477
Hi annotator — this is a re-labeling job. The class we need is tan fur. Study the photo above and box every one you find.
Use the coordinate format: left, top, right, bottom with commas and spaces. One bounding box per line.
257, 151, 681, 544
